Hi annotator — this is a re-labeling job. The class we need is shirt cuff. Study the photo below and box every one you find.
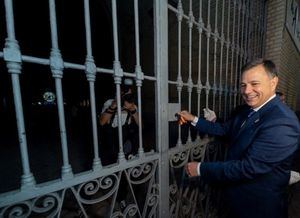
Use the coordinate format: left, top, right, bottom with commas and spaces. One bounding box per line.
191, 116, 199, 126
197, 162, 201, 176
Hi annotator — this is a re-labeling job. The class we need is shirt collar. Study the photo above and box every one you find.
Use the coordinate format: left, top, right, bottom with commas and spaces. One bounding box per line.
252, 94, 276, 112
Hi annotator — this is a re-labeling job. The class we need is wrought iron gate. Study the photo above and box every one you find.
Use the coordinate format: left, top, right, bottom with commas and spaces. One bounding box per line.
0, 0, 265, 217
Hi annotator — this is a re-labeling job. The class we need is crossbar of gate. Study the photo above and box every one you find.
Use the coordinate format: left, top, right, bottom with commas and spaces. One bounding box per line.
0, 0, 265, 217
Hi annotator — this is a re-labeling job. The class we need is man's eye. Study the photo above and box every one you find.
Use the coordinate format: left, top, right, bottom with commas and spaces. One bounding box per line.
252, 83, 259, 86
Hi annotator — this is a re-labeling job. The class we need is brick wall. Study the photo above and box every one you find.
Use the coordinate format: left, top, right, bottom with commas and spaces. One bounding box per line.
279, 30, 300, 108
264, 0, 286, 65
265, 0, 300, 110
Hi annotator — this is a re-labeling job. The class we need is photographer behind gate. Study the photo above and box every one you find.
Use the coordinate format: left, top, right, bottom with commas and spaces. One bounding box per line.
99, 78, 139, 164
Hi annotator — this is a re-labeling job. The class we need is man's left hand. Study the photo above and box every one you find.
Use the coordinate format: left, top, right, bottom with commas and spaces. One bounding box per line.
185, 162, 199, 177
203, 108, 217, 122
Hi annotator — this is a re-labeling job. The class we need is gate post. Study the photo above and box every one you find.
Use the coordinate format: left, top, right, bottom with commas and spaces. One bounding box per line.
154, 0, 169, 217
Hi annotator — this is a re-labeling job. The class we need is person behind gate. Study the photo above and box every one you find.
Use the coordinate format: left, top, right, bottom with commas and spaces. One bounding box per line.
178, 59, 300, 218
99, 78, 139, 164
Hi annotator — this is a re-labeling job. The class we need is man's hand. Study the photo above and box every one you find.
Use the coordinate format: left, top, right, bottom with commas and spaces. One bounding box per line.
123, 101, 136, 113
203, 108, 217, 122
289, 170, 300, 185
185, 162, 199, 177
110, 100, 117, 110
178, 110, 195, 122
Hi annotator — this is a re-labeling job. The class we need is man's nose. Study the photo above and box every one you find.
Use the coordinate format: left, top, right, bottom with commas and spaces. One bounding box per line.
242, 85, 252, 94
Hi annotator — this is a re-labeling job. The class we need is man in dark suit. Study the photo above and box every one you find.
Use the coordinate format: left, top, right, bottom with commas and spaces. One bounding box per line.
179, 59, 300, 218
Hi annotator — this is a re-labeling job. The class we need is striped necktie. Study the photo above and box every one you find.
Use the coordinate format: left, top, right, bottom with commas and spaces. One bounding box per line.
247, 109, 256, 118
240, 109, 256, 128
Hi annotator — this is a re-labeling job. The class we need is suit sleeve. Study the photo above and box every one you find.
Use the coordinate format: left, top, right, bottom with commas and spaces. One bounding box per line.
200, 118, 300, 182
195, 118, 231, 136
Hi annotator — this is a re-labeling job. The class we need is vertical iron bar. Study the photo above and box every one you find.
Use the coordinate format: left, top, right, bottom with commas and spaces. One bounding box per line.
187, 0, 194, 143
49, 0, 73, 179
234, 0, 241, 108
176, 0, 183, 146
205, 0, 211, 108
229, 0, 236, 115
154, 0, 169, 216
196, 0, 203, 141
83, 0, 102, 170
212, 0, 219, 111
239, 0, 246, 104
111, 0, 126, 162
134, 0, 145, 156
3, 0, 36, 188
224, 0, 231, 120
218, 0, 225, 118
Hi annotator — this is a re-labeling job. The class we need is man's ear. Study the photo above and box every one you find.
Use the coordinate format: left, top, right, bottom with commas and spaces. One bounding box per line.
271, 76, 278, 90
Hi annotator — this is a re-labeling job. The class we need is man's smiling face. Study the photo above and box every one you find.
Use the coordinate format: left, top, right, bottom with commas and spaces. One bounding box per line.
240, 64, 278, 109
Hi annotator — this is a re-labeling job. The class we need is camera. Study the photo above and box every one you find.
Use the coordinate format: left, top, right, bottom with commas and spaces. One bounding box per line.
121, 93, 134, 107
122, 85, 131, 94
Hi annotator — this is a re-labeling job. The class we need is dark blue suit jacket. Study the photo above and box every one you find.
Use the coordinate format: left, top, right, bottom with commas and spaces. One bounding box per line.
196, 96, 300, 218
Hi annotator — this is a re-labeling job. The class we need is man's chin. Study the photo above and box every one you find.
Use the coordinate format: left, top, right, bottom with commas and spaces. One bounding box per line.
245, 101, 256, 107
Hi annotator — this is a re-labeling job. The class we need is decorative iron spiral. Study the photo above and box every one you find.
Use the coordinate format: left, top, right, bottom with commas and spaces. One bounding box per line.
170, 150, 189, 168
77, 174, 119, 204
191, 144, 206, 160
1, 192, 60, 217
1, 203, 31, 218
128, 162, 156, 185
32, 193, 60, 216
123, 204, 138, 216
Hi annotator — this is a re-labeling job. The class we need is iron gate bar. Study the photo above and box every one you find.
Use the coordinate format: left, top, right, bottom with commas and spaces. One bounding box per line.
154, 1, 169, 217
134, 0, 145, 156
224, 0, 231, 120
229, 0, 236, 114
218, 0, 225, 118
83, 0, 102, 170
176, 0, 183, 146
111, 0, 126, 163
3, 0, 36, 189
238, 0, 246, 105
233, 0, 241, 109
196, 0, 204, 126
212, 0, 218, 112
205, 0, 211, 109
187, 0, 194, 143
49, 0, 73, 179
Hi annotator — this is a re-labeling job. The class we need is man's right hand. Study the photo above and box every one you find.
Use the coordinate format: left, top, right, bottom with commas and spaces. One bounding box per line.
178, 110, 195, 122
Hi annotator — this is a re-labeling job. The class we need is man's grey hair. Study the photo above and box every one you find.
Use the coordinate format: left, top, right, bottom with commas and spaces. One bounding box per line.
241, 58, 278, 78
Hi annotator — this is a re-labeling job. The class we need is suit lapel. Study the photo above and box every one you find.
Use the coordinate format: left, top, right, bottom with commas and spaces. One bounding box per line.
231, 96, 280, 143
233, 112, 259, 142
